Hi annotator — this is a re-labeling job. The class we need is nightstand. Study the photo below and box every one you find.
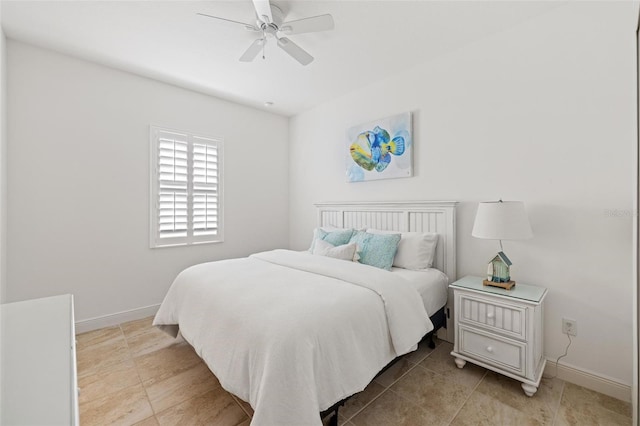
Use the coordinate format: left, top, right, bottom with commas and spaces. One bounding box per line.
450, 275, 548, 396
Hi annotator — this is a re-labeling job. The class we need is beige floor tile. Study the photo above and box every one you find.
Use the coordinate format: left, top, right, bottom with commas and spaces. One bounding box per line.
351, 388, 446, 426
126, 326, 184, 358
474, 372, 563, 425
404, 338, 438, 365
134, 340, 203, 382
77, 326, 124, 351
537, 376, 566, 414
374, 358, 416, 388
555, 383, 632, 425
232, 394, 254, 417
560, 382, 632, 419
390, 364, 474, 424
420, 341, 487, 388
155, 387, 248, 426
76, 320, 630, 426
450, 391, 543, 426
78, 359, 141, 404
77, 334, 131, 378
121, 316, 155, 339
144, 362, 221, 413
339, 380, 386, 421
555, 403, 632, 426
80, 383, 153, 426
133, 416, 160, 426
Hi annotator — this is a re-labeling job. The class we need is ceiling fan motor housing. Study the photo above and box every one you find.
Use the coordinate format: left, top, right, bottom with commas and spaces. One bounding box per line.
257, 4, 284, 33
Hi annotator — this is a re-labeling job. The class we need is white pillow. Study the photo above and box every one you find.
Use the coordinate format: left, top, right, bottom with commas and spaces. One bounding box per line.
312, 239, 360, 262
367, 229, 438, 269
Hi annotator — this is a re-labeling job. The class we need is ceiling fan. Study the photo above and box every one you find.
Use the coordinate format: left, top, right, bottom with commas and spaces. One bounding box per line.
198, 0, 334, 66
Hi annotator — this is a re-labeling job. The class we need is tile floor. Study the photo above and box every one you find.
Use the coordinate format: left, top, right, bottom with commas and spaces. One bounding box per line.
77, 317, 632, 426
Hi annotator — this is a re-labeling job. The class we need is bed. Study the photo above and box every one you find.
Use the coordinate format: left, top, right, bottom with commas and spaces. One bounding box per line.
153, 200, 457, 426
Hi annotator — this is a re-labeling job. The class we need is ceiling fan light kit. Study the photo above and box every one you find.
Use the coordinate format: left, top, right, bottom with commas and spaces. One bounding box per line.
198, 0, 334, 66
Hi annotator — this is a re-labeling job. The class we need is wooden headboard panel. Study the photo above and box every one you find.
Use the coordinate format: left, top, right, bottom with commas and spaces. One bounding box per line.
314, 201, 458, 281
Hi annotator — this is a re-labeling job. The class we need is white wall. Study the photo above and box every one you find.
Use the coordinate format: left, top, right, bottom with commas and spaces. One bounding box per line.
289, 2, 636, 388
0, 6, 6, 419
0, 11, 6, 305
635, 18, 639, 421
6, 41, 289, 324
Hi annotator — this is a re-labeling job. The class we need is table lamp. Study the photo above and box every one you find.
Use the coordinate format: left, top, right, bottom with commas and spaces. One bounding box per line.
472, 200, 533, 289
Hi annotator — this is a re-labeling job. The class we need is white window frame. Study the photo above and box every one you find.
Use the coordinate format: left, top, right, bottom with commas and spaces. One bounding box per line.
150, 126, 224, 248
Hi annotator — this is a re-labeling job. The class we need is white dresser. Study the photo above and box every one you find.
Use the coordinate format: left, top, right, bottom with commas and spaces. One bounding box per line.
1, 294, 79, 425
450, 276, 547, 396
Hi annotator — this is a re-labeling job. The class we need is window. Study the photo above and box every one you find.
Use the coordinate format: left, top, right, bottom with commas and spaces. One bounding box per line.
150, 126, 223, 247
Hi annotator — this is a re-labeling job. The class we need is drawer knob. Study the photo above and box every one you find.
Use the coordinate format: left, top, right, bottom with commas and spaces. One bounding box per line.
487, 312, 495, 319
486, 346, 494, 353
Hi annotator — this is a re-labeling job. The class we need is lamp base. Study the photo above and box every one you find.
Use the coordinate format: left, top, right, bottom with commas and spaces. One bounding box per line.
483, 279, 516, 290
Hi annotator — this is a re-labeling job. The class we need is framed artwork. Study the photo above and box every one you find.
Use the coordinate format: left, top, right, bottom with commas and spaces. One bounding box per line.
346, 112, 412, 182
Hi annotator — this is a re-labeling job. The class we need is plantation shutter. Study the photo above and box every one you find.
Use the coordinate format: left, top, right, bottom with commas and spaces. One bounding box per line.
151, 127, 223, 247
193, 140, 219, 237
158, 131, 189, 240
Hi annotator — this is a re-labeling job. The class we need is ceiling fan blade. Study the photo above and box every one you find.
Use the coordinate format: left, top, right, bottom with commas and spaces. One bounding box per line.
240, 38, 265, 62
197, 13, 259, 31
252, 0, 273, 24
280, 14, 334, 35
277, 37, 314, 66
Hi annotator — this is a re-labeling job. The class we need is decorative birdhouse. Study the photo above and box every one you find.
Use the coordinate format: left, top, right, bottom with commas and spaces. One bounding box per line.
484, 252, 515, 289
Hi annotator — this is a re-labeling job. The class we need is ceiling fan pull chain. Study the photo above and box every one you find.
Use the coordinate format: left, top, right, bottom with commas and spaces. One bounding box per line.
262, 29, 266, 60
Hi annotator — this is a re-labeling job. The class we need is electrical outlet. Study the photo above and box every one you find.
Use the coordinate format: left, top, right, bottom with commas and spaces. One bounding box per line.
562, 318, 577, 336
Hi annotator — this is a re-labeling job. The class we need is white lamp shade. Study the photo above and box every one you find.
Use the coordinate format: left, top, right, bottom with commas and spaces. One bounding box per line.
472, 201, 533, 240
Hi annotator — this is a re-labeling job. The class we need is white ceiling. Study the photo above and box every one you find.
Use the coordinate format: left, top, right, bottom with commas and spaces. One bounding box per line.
1, 1, 559, 116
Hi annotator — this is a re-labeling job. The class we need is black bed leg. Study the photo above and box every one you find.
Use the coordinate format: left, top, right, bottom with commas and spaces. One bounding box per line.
427, 333, 436, 349
328, 407, 339, 426
321, 401, 344, 426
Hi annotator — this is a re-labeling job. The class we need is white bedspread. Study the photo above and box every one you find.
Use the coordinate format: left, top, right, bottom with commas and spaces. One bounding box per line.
153, 249, 433, 426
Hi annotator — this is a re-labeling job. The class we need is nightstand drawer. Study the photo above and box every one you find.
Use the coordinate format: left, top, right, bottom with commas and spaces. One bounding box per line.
459, 326, 526, 375
457, 293, 527, 340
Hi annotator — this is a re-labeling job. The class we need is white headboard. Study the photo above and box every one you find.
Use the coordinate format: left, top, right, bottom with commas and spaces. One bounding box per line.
314, 201, 458, 281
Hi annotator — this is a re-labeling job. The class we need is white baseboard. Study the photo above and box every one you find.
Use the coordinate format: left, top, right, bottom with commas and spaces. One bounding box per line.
544, 358, 632, 403
75, 304, 160, 334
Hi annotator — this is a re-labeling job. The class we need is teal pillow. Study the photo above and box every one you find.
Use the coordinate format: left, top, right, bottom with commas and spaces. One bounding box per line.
309, 228, 355, 252
349, 230, 401, 270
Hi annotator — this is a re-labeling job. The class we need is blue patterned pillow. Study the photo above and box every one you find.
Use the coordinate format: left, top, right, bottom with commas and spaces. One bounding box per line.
349, 230, 401, 270
309, 228, 355, 252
